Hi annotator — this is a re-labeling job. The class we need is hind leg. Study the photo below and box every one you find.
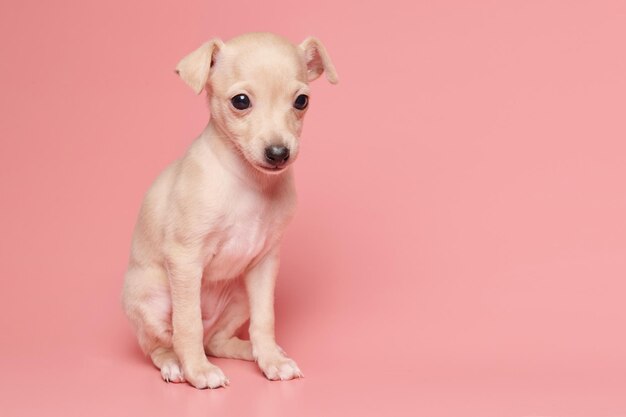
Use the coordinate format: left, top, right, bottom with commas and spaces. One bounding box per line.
123, 266, 184, 382
207, 337, 253, 361
151, 347, 184, 383
123, 266, 173, 346
204, 284, 254, 361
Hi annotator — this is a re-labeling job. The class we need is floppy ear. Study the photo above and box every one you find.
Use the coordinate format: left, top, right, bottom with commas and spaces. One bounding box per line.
175, 38, 224, 94
299, 37, 338, 84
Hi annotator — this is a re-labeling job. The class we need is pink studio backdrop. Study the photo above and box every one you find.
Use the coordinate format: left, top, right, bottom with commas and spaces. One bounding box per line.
1, 1, 625, 416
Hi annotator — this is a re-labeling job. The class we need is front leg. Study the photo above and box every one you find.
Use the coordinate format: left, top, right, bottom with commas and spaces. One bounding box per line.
167, 246, 228, 389
245, 246, 303, 381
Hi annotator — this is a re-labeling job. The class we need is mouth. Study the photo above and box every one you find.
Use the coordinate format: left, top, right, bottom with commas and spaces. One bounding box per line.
227, 140, 290, 175
255, 164, 289, 174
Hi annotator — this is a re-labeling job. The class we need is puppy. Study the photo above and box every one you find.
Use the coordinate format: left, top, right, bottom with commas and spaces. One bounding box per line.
121, 33, 338, 389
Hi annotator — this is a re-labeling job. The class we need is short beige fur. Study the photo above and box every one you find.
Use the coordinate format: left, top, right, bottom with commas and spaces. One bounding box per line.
121, 32, 337, 389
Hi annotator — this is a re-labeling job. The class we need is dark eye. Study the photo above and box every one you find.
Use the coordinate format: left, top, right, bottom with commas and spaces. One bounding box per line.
231, 94, 251, 110
294, 94, 309, 110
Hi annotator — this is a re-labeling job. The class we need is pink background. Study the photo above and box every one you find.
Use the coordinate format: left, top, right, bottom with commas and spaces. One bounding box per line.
1, 0, 625, 416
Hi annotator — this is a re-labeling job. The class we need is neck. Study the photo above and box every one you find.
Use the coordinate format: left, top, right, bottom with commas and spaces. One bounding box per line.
202, 120, 291, 191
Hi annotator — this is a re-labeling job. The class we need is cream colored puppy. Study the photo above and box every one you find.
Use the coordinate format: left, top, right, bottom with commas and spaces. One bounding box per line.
121, 33, 337, 389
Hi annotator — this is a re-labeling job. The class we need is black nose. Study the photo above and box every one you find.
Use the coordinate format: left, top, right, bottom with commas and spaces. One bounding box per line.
264, 145, 290, 166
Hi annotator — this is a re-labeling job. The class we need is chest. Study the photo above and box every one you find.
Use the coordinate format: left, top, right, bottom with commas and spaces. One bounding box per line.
202, 194, 289, 281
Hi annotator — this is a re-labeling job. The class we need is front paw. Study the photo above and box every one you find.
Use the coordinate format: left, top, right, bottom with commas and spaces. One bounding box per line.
257, 353, 303, 381
184, 362, 229, 389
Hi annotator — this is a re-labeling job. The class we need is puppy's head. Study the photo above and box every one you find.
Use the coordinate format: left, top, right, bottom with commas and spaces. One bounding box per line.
176, 33, 338, 175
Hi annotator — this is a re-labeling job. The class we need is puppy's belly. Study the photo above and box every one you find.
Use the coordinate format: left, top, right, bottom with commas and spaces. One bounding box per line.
200, 278, 243, 330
